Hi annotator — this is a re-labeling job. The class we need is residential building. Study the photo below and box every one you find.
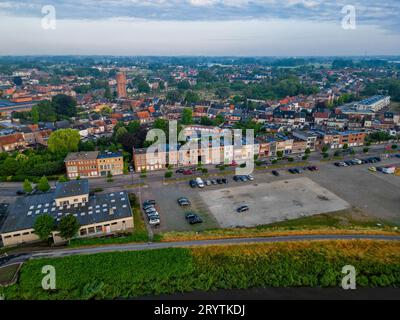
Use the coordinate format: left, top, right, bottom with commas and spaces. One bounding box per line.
65, 151, 124, 179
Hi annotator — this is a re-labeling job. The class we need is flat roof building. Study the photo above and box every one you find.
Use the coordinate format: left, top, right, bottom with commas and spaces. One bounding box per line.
0, 180, 134, 247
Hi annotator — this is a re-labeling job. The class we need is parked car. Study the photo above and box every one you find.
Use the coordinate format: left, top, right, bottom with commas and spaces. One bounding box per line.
149, 217, 160, 226
233, 175, 240, 182
221, 178, 228, 184
237, 205, 250, 213
178, 197, 191, 206
247, 174, 254, 181
189, 180, 197, 188
205, 180, 212, 186
143, 200, 156, 207
183, 170, 193, 175
196, 177, 205, 188
211, 179, 218, 185
216, 179, 223, 184
16, 190, 26, 195
186, 213, 203, 225
176, 169, 184, 174
368, 167, 377, 172
288, 169, 296, 174
272, 170, 280, 176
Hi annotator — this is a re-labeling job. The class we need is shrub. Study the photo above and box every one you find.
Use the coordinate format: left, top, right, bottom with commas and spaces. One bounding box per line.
164, 171, 173, 178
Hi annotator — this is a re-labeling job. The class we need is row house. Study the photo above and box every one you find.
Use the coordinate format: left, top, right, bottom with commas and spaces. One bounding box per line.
65, 151, 124, 179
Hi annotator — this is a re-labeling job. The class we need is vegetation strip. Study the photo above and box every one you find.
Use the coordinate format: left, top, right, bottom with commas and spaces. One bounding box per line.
1, 240, 399, 299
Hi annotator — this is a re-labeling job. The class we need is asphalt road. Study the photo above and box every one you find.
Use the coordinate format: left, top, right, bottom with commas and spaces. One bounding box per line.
1, 234, 399, 267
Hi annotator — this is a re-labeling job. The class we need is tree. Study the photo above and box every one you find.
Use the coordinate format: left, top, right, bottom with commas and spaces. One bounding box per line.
58, 176, 68, 183
322, 145, 329, 153
52, 94, 77, 117
181, 108, 193, 125
343, 144, 349, 150
58, 215, 80, 243
137, 81, 150, 93
276, 151, 284, 158
115, 127, 128, 142
216, 87, 230, 100
166, 90, 182, 103
305, 148, 311, 155
38, 176, 51, 192
31, 106, 39, 124
48, 129, 80, 155
23, 179, 33, 193
184, 90, 200, 105
33, 214, 55, 241
177, 80, 191, 90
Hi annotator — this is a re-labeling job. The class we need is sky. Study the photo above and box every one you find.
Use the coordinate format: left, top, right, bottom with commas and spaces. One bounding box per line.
0, 0, 399, 56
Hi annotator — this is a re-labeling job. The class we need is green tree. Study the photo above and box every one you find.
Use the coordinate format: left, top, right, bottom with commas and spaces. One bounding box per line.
305, 148, 311, 155
322, 145, 329, 153
115, 127, 128, 142
23, 179, 33, 193
276, 151, 284, 158
38, 176, 51, 192
184, 91, 200, 105
52, 94, 77, 117
31, 106, 40, 124
181, 108, 193, 125
48, 129, 80, 155
58, 215, 80, 243
343, 144, 349, 150
138, 81, 150, 93
58, 176, 68, 183
33, 214, 55, 241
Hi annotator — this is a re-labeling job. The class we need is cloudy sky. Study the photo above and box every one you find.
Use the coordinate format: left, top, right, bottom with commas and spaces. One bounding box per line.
0, 0, 399, 56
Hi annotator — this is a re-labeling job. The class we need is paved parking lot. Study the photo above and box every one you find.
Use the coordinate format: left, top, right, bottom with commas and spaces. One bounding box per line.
198, 178, 350, 228
135, 156, 400, 232
306, 158, 400, 224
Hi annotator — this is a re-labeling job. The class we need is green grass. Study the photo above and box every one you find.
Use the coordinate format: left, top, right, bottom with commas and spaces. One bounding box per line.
0, 264, 20, 286
1, 241, 400, 299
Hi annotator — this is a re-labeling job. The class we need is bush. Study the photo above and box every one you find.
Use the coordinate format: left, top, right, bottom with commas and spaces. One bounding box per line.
201, 168, 208, 174
287, 157, 294, 162
164, 171, 173, 178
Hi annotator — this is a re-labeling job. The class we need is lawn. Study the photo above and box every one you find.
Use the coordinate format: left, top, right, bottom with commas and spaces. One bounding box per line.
1, 240, 399, 299
157, 208, 399, 242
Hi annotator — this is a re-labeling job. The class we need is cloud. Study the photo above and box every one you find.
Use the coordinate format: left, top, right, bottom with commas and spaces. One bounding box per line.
0, 0, 399, 32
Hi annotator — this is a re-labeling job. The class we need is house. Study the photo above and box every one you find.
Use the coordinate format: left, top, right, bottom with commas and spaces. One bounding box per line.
0, 180, 134, 247
0, 133, 26, 152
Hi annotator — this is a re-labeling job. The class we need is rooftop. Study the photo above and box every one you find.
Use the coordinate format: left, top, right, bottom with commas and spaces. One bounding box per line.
0, 189, 132, 233
54, 180, 90, 199
65, 151, 99, 162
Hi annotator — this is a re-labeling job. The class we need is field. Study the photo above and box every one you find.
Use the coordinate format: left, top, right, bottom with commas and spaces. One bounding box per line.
1, 240, 400, 299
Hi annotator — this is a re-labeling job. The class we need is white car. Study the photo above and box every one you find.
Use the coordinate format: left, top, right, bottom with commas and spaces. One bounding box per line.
149, 217, 160, 226
247, 174, 254, 181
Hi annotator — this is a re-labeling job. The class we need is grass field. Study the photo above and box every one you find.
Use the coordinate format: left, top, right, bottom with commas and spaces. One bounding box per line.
157, 209, 399, 242
1, 240, 399, 299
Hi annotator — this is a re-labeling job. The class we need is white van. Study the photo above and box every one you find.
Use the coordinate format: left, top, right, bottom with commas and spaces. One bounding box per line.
196, 177, 205, 188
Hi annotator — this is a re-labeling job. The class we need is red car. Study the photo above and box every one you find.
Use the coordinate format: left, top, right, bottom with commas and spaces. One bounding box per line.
230, 161, 238, 167
183, 170, 193, 175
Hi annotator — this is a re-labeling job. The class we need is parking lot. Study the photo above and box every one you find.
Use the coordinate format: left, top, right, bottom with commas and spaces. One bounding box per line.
199, 178, 350, 228
137, 154, 400, 233
307, 157, 400, 224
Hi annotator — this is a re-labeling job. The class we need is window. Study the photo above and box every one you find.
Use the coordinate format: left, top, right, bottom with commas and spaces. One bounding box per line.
111, 222, 117, 225
96, 226, 102, 233
88, 227, 95, 234
80, 229, 87, 236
